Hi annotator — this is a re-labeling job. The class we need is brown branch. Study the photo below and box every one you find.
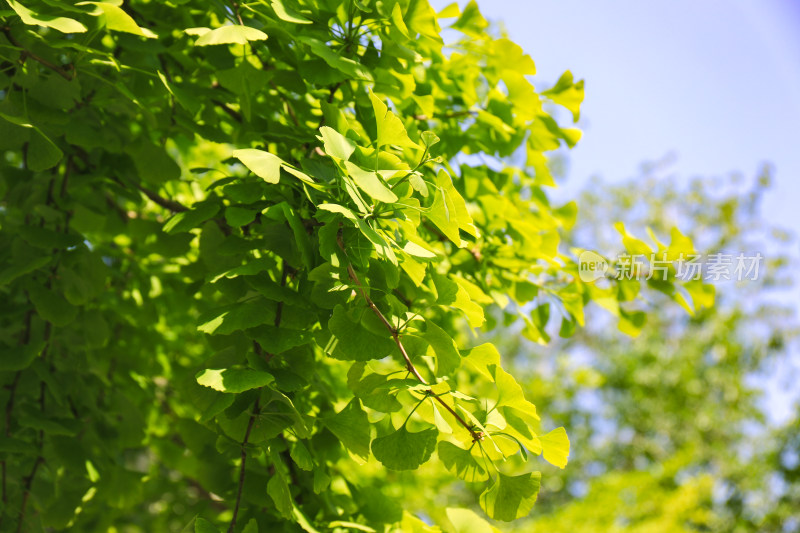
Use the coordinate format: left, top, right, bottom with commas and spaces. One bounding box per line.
136, 183, 188, 213
336, 233, 482, 442
1, 307, 33, 524
15, 456, 42, 533
212, 99, 243, 123
227, 397, 259, 533
229, 261, 288, 531
413, 110, 477, 121
2, 28, 74, 81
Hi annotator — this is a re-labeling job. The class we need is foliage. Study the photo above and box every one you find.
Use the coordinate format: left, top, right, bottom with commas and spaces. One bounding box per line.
0, 0, 705, 531
503, 169, 798, 532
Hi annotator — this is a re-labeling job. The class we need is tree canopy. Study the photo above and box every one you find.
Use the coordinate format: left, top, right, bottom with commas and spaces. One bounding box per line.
0, 1, 715, 531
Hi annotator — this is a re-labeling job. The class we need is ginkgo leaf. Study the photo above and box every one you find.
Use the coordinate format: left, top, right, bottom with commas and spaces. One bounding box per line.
369, 90, 419, 149
318, 126, 356, 160
542, 70, 584, 122
323, 399, 371, 462
479, 472, 541, 522
327, 305, 396, 361
267, 471, 293, 519
493, 366, 539, 422
426, 170, 475, 246
446, 508, 498, 533
300, 37, 373, 81
195, 368, 274, 393
437, 441, 488, 482
271, 0, 312, 24
539, 426, 570, 468
462, 343, 501, 380
423, 321, 461, 376
233, 149, 283, 184
194, 517, 220, 533
163, 203, 219, 234
82, 2, 158, 38
8, 0, 87, 33
345, 161, 398, 203
190, 25, 267, 46
371, 426, 437, 470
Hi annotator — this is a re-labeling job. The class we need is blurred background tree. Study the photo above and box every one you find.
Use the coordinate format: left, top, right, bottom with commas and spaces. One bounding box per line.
505, 164, 799, 531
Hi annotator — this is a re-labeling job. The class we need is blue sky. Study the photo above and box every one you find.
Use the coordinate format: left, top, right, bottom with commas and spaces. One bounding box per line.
432, 0, 800, 423
440, 0, 800, 222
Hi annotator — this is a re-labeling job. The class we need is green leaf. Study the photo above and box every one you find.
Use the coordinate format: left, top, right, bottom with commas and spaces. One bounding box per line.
189, 25, 268, 46
195, 368, 274, 393
445, 508, 497, 533
290, 441, 314, 471
345, 161, 398, 203
233, 149, 283, 184
542, 70, 584, 122
27, 129, 63, 172
264, 202, 314, 269
197, 299, 273, 335
8, 0, 87, 33
318, 126, 356, 161
371, 426, 437, 470
224, 206, 257, 227
427, 170, 474, 246
328, 522, 375, 533
369, 90, 419, 149
268, 471, 293, 519
539, 426, 570, 468
0, 341, 44, 371
318, 203, 358, 221
327, 305, 396, 361
0, 254, 50, 287
163, 204, 219, 234
299, 37, 373, 81
194, 517, 220, 533
247, 325, 311, 355
450, 0, 488, 37
462, 343, 501, 380
479, 472, 541, 522
423, 321, 461, 376
322, 399, 371, 462
271, 0, 311, 24
83, 2, 158, 38
242, 519, 259, 533
437, 441, 488, 482
28, 284, 76, 326
493, 366, 539, 422
127, 140, 181, 185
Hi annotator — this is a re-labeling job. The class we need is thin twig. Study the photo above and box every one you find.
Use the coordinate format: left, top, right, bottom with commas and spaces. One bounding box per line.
413, 110, 476, 121
227, 397, 259, 533
2, 28, 74, 81
15, 456, 43, 533
136, 183, 188, 213
212, 99, 243, 123
336, 233, 482, 441
228, 261, 288, 531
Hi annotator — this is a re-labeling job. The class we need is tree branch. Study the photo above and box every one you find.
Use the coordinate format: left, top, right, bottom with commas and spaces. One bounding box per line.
336, 233, 483, 442
15, 456, 42, 533
212, 99, 243, 124
2, 28, 74, 81
136, 183, 188, 213
227, 397, 259, 533
229, 261, 288, 531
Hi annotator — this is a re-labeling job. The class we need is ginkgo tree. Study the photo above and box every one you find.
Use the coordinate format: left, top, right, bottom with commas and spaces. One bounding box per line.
0, 0, 709, 531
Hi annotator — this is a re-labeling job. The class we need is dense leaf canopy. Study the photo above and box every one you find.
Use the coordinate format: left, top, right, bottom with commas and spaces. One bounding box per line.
0, 0, 709, 531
